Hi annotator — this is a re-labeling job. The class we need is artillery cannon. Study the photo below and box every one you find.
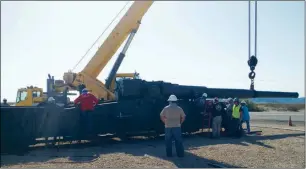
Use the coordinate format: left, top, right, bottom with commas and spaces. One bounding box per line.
0, 79, 299, 154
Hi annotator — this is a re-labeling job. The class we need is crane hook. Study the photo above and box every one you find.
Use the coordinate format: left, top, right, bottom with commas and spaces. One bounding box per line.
248, 55, 258, 90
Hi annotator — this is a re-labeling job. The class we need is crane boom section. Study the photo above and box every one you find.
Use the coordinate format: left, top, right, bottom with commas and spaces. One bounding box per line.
82, 1, 154, 78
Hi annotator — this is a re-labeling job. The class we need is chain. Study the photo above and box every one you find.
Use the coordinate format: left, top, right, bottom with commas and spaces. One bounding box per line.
71, 1, 131, 71
250, 79, 255, 90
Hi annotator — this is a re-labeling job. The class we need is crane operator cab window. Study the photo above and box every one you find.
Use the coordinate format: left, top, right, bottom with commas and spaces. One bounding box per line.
114, 76, 138, 89
16, 90, 28, 103
32, 91, 42, 98
115, 77, 125, 90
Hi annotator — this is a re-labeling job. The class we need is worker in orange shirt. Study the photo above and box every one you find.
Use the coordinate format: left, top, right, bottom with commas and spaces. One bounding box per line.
74, 88, 99, 137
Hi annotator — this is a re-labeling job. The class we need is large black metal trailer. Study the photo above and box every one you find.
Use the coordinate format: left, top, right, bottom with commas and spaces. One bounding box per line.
0, 79, 299, 154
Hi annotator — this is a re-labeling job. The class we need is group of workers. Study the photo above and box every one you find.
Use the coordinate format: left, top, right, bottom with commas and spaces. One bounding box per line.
44, 88, 98, 140
159, 93, 251, 157
195, 94, 251, 139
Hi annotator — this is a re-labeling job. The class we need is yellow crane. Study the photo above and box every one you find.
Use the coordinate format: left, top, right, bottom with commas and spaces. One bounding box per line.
62, 1, 153, 101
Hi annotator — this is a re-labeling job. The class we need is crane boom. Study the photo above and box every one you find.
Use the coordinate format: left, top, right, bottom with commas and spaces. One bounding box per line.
82, 1, 154, 78
63, 1, 154, 100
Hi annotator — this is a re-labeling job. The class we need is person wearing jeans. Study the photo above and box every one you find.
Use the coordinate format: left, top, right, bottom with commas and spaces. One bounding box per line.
164, 127, 184, 157
160, 94, 186, 157
211, 97, 225, 138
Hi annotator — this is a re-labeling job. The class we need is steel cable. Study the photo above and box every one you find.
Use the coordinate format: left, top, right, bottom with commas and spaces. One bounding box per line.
71, 1, 131, 71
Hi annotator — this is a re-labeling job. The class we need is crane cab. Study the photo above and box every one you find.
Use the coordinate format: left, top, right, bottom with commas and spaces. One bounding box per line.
15, 86, 45, 106
110, 73, 140, 93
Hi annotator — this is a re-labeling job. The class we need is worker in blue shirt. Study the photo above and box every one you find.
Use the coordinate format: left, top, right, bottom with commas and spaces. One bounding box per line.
240, 100, 251, 133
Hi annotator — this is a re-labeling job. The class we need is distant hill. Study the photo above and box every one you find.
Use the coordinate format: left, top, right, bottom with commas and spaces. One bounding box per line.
250, 97, 305, 104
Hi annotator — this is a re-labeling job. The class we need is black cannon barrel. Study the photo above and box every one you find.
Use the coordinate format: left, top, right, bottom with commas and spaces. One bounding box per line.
118, 79, 299, 99
254, 90, 299, 98
206, 88, 299, 98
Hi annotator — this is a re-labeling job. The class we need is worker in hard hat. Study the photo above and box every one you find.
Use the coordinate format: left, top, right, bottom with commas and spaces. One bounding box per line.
195, 93, 208, 114
224, 97, 234, 135
160, 94, 186, 157
211, 97, 225, 139
240, 100, 251, 134
1, 98, 10, 106
48, 97, 56, 103
43, 97, 62, 146
74, 88, 99, 137
231, 98, 243, 138
201, 93, 208, 102
226, 98, 234, 117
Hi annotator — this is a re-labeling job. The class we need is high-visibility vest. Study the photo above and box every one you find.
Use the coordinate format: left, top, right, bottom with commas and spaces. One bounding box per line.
232, 105, 241, 119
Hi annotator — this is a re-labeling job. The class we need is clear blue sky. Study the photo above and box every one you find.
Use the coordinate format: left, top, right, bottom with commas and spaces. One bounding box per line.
1, 1, 304, 102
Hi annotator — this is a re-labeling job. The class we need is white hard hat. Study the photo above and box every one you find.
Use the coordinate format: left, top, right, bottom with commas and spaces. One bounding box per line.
241, 100, 246, 104
167, 94, 178, 102
48, 97, 55, 102
202, 93, 208, 97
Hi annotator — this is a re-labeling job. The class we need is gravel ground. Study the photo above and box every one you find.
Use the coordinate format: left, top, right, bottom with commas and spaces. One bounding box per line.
251, 120, 305, 131
1, 126, 305, 168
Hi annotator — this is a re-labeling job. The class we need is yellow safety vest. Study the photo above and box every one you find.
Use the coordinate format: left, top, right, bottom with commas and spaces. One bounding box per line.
232, 105, 241, 119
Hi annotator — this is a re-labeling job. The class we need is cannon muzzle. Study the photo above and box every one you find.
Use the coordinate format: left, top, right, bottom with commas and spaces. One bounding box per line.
205, 88, 298, 98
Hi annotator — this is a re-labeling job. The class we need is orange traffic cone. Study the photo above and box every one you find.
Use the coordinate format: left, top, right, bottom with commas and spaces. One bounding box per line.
288, 116, 293, 126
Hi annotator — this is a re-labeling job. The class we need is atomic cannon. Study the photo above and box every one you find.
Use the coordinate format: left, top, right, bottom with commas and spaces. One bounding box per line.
0, 79, 299, 154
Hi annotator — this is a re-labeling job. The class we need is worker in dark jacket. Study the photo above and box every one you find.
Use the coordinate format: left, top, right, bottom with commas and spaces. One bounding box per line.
195, 93, 208, 114
211, 97, 225, 138
74, 88, 99, 137
1, 98, 10, 106
42, 97, 64, 146
224, 97, 233, 135
226, 98, 234, 117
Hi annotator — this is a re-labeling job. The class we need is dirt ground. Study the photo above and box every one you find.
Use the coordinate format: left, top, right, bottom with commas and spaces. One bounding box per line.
1, 123, 305, 168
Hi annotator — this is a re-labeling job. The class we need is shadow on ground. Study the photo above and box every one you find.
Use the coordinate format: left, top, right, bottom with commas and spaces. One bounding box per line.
1, 131, 304, 168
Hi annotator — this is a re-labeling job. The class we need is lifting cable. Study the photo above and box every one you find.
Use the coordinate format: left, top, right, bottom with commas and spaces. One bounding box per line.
71, 1, 131, 71
248, 0, 258, 90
